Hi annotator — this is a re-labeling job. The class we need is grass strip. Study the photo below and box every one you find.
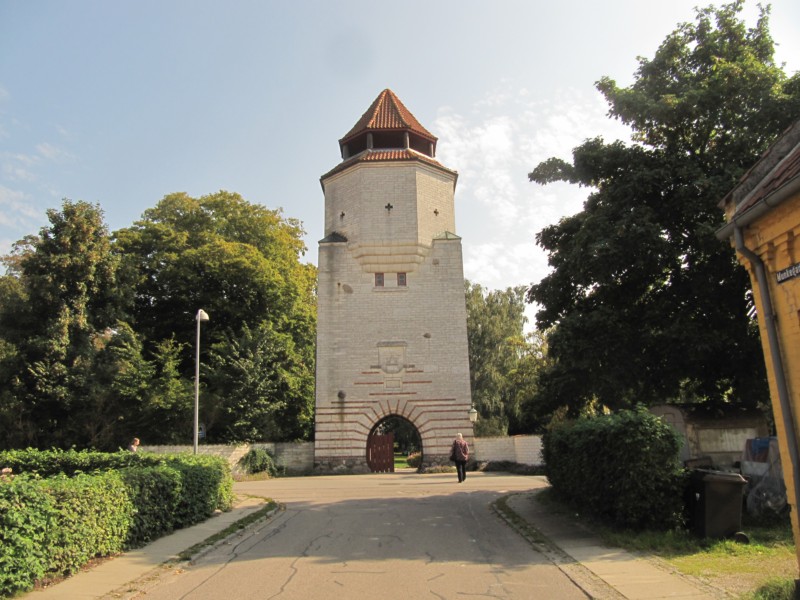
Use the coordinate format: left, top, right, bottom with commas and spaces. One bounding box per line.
176, 498, 281, 561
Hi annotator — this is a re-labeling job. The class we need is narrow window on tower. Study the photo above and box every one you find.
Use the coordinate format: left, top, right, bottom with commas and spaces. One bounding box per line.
375, 273, 384, 287
397, 273, 407, 287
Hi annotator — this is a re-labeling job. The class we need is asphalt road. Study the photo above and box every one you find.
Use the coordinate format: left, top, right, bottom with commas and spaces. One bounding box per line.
122, 472, 589, 600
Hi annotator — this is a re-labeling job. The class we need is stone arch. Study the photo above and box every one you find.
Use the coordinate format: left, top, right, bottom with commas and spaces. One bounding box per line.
365, 400, 440, 461
364, 399, 426, 472
368, 413, 423, 469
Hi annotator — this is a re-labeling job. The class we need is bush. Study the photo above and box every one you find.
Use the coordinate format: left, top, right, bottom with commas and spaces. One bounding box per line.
479, 461, 545, 475
0, 448, 233, 516
0, 448, 141, 477
0, 449, 234, 597
543, 408, 685, 530
41, 472, 134, 579
749, 577, 796, 600
239, 448, 277, 476
406, 452, 422, 468
119, 465, 182, 547
165, 455, 233, 528
0, 476, 54, 597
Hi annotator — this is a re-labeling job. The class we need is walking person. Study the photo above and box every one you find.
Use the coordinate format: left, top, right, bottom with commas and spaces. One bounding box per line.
450, 433, 469, 483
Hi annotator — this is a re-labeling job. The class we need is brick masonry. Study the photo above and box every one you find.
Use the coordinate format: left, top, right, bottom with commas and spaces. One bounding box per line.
316, 157, 475, 471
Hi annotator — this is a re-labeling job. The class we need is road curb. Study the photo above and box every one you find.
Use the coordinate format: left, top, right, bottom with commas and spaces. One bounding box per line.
493, 493, 626, 600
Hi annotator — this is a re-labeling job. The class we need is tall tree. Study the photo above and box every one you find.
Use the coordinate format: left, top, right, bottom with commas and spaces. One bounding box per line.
0, 201, 125, 448
465, 281, 533, 435
0, 192, 317, 449
527, 1, 800, 416
114, 191, 316, 354
114, 191, 317, 442
206, 322, 314, 442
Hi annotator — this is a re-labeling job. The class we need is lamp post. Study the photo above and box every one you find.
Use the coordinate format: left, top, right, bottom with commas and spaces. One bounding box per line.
468, 405, 478, 424
194, 309, 210, 454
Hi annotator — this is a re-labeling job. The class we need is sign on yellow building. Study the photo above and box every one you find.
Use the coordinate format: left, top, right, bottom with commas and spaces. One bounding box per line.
718, 119, 800, 572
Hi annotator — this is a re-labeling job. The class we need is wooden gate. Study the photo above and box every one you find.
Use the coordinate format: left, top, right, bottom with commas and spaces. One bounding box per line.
366, 433, 394, 473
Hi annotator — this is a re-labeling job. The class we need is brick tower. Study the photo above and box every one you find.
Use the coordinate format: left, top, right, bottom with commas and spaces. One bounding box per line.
314, 89, 474, 471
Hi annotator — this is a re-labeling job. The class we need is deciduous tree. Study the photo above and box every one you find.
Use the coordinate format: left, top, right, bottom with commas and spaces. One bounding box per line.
0, 201, 125, 448
527, 2, 799, 415
114, 191, 316, 442
466, 281, 538, 435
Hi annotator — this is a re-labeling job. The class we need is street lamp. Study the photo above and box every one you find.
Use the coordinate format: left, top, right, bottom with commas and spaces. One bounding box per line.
468, 405, 478, 423
194, 309, 210, 454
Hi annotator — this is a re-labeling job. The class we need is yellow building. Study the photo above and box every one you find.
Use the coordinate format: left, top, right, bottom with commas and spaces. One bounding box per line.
718, 119, 800, 572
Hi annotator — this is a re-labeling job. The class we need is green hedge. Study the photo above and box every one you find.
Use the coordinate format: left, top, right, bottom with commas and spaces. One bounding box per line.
119, 465, 182, 546
542, 408, 686, 530
0, 449, 234, 598
42, 472, 134, 578
0, 447, 140, 476
0, 476, 54, 596
0, 448, 233, 518
167, 455, 234, 528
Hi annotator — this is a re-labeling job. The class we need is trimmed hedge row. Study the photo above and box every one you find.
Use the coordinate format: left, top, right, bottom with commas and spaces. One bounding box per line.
0, 450, 234, 597
1, 447, 160, 475
119, 465, 182, 546
542, 409, 686, 531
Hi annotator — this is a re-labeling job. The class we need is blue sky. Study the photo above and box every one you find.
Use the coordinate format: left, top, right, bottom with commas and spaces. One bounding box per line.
2, 1, 798, 324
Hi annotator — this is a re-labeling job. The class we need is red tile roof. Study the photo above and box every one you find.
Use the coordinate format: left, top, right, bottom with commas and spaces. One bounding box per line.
320, 148, 456, 181
340, 89, 436, 145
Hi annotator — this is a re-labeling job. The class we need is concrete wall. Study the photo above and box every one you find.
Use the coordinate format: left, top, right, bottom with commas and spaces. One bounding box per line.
473, 435, 544, 466
650, 404, 769, 469
141, 442, 315, 474
141, 435, 544, 473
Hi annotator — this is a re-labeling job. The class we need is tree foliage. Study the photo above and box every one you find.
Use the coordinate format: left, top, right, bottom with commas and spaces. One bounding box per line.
0, 201, 124, 448
527, 2, 799, 416
206, 322, 314, 442
465, 281, 547, 434
112, 191, 316, 444
0, 192, 317, 449
114, 191, 316, 357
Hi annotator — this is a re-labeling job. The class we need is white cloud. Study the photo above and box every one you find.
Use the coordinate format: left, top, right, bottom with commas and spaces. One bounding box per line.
0, 185, 39, 228
434, 81, 630, 314
1, 151, 40, 183
36, 142, 74, 162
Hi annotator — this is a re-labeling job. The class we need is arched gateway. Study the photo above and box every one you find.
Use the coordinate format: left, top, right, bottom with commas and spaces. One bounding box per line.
314, 90, 474, 472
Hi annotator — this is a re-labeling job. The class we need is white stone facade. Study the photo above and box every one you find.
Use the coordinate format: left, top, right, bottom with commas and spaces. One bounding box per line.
315, 156, 474, 470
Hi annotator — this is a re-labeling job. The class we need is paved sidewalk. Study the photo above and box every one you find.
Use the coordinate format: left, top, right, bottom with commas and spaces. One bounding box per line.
506, 492, 724, 599
25, 480, 726, 600
28, 496, 271, 600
